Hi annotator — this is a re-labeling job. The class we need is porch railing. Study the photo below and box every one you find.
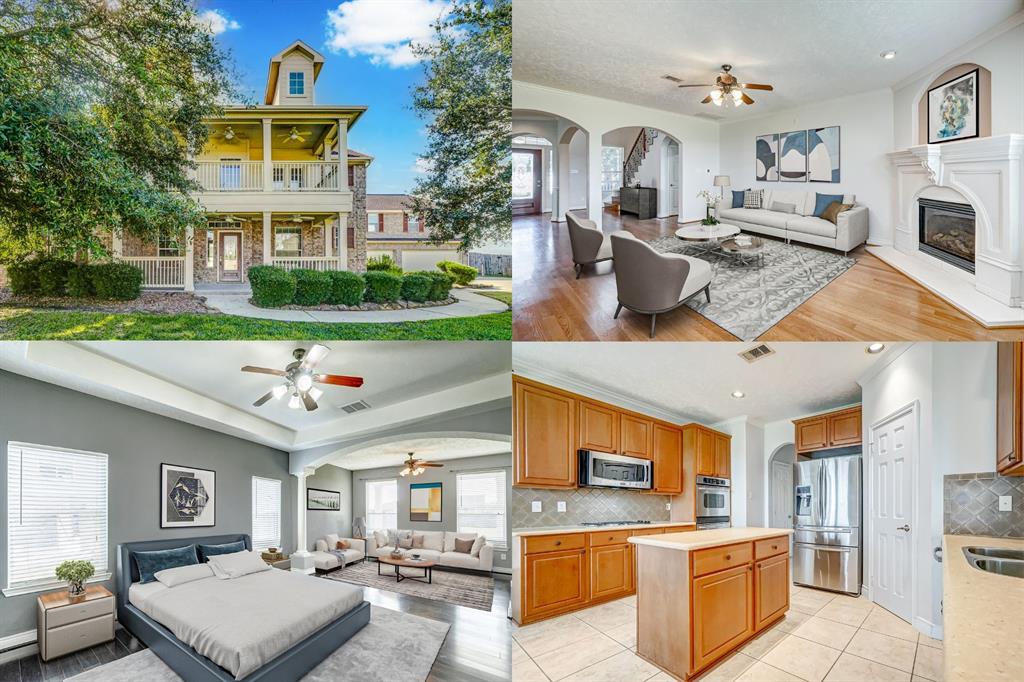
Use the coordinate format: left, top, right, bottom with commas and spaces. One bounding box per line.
194, 161, 263, 192
272, 257, 343, 272
271, 162, 340, 192
192, 161, 342, 192
117, 257, 186, 288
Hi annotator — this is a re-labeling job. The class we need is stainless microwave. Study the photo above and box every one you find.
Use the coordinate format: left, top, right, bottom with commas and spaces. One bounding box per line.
578, 450, 652, 490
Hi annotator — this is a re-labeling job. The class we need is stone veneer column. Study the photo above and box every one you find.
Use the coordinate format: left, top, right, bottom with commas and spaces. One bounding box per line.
337, 212, 347, 270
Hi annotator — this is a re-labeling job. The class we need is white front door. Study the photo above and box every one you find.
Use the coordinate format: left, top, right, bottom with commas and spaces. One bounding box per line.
870, 406, 916, 622
770, 460, 793, 530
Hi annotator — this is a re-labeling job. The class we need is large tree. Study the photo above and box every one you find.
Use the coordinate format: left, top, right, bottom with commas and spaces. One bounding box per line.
410, 0, 511, 252
0, 0, 235, 259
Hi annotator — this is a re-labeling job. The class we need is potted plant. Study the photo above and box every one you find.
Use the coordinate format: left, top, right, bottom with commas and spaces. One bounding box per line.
697, 190, 720, 226
55, 560, 95, 598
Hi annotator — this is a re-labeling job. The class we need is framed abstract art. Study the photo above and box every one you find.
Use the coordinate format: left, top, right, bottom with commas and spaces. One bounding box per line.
779, 130, 807, 182
807, 126, 840, 182
755, 133, 779, 181
160, 463, 216, 528
409, 481, 442, 522
928, 69, 979, 144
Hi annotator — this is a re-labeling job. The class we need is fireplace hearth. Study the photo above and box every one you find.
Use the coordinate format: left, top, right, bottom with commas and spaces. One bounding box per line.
918, 198, 975, 273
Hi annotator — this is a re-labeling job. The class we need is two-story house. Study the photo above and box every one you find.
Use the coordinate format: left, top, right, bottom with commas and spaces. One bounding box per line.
112, 40, 370, 291
365, 194, 467, 271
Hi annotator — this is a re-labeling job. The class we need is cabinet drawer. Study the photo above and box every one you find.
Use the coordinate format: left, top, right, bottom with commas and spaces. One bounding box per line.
588, 530, 631, 548
754, 537, 788, 561
693, 542, 753, 577
524, 533, 585, 554
630, 527, 667, 537
45, 615, 113, 660
46, 596, 113, 629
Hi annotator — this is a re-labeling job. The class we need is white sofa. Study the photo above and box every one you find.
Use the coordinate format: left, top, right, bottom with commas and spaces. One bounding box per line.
715, 190, 868, 254
367, 529, 494, 573
309, 534, 366, 572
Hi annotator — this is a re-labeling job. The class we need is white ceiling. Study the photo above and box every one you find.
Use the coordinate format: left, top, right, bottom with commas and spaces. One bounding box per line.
512, 0, 1022, 120
335, 437, 510, 471
513, 342, 899, 425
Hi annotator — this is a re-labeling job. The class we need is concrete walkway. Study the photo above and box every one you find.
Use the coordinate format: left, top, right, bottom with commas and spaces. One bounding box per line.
201, 289, 508, 323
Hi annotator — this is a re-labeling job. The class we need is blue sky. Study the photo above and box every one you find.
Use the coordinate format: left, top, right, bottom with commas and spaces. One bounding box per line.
195, 0, 451, 194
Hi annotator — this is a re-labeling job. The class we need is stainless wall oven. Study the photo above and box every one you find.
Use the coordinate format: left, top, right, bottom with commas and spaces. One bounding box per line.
696, 475, 730, 528
578, 450, 652, 490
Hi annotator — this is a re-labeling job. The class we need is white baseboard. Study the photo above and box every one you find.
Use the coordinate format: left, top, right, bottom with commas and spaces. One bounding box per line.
0, 630, 37, 665
492, 566, 511, 575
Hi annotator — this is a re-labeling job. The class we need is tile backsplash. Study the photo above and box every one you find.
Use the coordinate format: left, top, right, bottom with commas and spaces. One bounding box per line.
511, 486, 671, 528
944, 472, 1024, 537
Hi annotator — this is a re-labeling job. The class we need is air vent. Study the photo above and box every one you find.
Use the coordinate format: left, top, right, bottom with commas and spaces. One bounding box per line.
339, 400, 371, 414
739, 344, 775, 363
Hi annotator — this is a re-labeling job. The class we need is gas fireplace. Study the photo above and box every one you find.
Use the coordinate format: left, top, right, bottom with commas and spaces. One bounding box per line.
918, 198, 976, 273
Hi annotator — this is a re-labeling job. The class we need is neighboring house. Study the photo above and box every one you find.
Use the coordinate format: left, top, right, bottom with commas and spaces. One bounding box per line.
365, 194, 468, 271
112, 40, 370, 290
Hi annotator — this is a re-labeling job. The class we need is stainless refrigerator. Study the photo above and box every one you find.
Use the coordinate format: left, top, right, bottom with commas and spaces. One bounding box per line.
793, 455, 862, 595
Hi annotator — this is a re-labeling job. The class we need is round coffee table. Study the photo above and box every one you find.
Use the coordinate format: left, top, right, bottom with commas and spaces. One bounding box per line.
377, 556, 437, 584
720, 235, 766, 268
675, 223, 740, 254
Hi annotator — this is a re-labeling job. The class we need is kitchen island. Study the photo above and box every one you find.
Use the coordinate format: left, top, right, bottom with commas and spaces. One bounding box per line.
630, 527, 794, 680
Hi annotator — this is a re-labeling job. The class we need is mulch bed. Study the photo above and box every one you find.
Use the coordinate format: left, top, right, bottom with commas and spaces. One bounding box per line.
0, 290, 218, 314
265, 296, 458, 312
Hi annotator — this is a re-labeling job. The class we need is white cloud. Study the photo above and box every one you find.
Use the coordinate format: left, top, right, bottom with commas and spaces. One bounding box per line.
197, 9, 241, 35
325, 0, 451, 68
413, 158, 433, 174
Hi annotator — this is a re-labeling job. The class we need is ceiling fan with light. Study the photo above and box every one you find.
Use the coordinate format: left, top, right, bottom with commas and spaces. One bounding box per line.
664, 64, 773, 107
285, 214, 317, 223
214, 125, 247, 143
279, 126, 312, 144
398, 453, 444, 477
241, 344, 364, 412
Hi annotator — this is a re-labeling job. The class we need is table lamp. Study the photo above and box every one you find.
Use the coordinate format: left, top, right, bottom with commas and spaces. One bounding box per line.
713, 175, 730, 200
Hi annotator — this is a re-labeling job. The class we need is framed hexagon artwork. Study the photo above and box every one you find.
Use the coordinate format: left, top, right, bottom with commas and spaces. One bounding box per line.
161, 463, 216, 528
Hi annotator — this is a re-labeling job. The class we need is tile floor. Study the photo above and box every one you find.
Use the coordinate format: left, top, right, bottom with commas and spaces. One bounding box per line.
511, 584, 944, 682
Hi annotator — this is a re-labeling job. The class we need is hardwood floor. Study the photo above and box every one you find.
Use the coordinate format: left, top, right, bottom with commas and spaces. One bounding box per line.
1, 572, 512, 682
513, 210, 1024, 341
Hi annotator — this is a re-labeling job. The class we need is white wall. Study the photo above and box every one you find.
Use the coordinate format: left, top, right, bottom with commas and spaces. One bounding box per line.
568, 130, 588, 210
718, 89, 894, 244
713, 417, 749, 527
744, 421, 766, 528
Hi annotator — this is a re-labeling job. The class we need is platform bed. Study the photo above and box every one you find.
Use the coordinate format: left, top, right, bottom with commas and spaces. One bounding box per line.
116, 534, 371, 682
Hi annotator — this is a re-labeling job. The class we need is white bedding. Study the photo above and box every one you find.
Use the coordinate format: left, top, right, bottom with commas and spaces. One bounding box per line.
128, 568, 364, 679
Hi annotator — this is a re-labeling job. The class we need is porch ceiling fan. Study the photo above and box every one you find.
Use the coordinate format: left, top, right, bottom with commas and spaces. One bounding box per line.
242, 344, 364, 412
663, 64, 773, 107
398, 453, 444, 477
214, 125, 247, 142
214, 214, 249, 223
285, 214, 316, 223
279, 126, 312, 144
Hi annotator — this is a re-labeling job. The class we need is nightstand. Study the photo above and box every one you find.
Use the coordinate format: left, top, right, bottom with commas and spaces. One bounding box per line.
37, 585, 114, 661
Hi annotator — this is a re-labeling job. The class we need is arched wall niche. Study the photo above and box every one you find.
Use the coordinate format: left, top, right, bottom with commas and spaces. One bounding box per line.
916, 63, 992, 145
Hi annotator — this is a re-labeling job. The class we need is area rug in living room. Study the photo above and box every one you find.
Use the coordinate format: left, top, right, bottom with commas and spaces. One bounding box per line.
66, 605, 449, 682
321, 560, 495, 611
646, 235, 856, 340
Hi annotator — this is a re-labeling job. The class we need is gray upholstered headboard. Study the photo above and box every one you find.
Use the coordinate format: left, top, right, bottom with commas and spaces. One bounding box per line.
115, 534, 251, 610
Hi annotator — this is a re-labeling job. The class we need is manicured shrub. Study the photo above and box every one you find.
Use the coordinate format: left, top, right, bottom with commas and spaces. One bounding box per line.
88, 262, 143, 300
36, 259, 76, 296
292, 269, 332, 306
367, 254, 398, 271
437, 260, 478, 286
7, 260, 42, 295
66, 265, 95, 298
248, 265, 296, 307
327, 270, 365, 306
401, 273, 432, 303
363, 270, 403, 303
418, 270, 454, 300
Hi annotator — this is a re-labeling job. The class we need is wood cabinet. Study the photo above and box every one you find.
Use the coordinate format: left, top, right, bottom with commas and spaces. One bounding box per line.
513, 377, 577, 488
620, 186, 657, 220
651, 423, 683, 494
621, 414, 653, 458
714, 433, 731, 479
996, 342, 1024, 476
794, 405, 863, 454
754, 552, 790, 630
579, 400, 619, 452
589, 543, 633, 601
691, 564, 755, 671
522, 548, 588, 620
686, 424, 732, 478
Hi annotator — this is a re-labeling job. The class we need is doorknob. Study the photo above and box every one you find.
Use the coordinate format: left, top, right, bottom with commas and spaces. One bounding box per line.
897, 525, 910, 532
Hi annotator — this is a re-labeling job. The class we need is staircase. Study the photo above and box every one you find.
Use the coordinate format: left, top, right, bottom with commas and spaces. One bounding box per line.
623, 127, 658, 187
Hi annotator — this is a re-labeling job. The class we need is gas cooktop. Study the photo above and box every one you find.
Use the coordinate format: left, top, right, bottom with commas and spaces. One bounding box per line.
579, 520, 653, 527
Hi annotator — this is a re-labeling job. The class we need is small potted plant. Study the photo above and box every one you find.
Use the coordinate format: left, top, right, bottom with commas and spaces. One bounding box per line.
697, 189, 720, 226
55, 560, 95, 598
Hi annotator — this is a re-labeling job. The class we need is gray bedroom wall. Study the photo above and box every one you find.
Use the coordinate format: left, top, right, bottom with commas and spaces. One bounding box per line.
305, 464, 354, 549
349, 453, 513, 570
0, 370, 297, 638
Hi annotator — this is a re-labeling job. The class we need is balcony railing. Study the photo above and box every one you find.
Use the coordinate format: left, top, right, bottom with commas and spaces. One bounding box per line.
193, 161, 342, 193
271, 162, 340, 192
117, 257, 186, 288
194, 161, 263, 192
271, 257, 343, 271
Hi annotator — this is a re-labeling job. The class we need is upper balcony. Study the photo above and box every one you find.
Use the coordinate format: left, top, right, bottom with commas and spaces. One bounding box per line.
193, 160, 341, 192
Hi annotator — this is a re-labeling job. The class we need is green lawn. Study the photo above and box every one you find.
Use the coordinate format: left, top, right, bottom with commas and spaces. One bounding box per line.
0, 308, 512, 340
474, 290, 511, 307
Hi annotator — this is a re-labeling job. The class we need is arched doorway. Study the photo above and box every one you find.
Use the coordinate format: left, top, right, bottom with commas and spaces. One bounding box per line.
600, 126, 682, 220
767, 444, 796, 529
511, 109, 591, 222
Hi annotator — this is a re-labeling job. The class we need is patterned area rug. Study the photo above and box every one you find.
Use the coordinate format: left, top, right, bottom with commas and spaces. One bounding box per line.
322, 560, 495, 612
646, 234, 856, 340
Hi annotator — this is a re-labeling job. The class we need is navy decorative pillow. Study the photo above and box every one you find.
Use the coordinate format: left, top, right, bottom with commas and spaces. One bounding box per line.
814, 192, 844, 217
133, 545, 198, 584
198, 540, 246, 562
732, 189, 749, 208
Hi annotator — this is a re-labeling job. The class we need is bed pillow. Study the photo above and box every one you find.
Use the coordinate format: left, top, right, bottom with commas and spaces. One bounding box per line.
198, 540, 246, 562
154, 563, 214, 588
133, 544, 199, 584
813, 192, 845, 217
207, 550, 271, 579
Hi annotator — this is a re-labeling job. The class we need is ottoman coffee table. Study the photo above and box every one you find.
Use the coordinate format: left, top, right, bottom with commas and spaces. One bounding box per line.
719, 235, 766, 268
377, 556, 437, 584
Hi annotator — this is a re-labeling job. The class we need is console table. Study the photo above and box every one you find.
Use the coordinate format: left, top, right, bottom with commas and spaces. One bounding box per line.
619, 186, 658, 220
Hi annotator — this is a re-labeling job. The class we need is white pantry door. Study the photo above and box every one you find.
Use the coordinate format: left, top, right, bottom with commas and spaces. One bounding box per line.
870, 407, 915, 622
770, 460, 793, 530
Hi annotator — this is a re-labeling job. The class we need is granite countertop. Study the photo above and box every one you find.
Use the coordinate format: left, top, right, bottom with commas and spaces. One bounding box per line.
512, 521, 697, 537
629, 527, 793, 550
942, 534, 1024, 682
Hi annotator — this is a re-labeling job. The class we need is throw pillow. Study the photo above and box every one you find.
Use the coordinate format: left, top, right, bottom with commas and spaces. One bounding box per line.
133, 544, 199, 584
197, 541, 246, 562
731, 189, 749, 208
314, 539, 328, 552
470, 536, 486, 557
412, 534, 425, 549
398, 534, 414, 550
373, 530, 389, 548
743, 189, 763, 209
821, 201, 854, 225
454, 537, 474, 554
336, 540, 350, 550
813, 192, 844, 217
770, 201, 796, 214
324, 534, 340, 551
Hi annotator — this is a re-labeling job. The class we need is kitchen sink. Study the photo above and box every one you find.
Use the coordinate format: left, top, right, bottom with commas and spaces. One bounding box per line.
972, 559, 1024, 578
964, 546, 1024, 561
963, 547, 1024, 578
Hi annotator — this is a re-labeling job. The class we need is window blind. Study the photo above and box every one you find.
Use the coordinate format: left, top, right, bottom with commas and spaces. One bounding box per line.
365, 479, 397, 532
251, 477, 282, 551
6, 442, 108, 592
456, 470, 507, 549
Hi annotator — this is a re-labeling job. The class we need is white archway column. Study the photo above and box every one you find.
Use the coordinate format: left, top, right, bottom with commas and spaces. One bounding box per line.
290, 467, 316, 574
677, 142, 686, 225
587, 132, 602, 223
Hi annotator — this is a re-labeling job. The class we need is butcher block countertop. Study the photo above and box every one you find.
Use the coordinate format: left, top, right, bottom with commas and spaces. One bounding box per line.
629, 526, 793, 550
943, 534, 1024, 682
512, 521, 696, 537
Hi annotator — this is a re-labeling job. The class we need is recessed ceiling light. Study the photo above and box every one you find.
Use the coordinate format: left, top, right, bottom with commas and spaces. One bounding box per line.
880, 50, 896, 60
731, 390, 745, 399
866, 343, 886, 354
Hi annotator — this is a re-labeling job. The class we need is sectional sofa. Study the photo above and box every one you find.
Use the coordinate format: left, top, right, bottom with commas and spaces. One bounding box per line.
310, 535, 366, 572
367, 529, 495, 573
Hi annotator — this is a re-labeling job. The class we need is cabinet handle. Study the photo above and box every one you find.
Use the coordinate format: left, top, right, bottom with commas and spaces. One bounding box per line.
554, 540, 561, 546
725, 554, 731, 560
771, 545, 778, 550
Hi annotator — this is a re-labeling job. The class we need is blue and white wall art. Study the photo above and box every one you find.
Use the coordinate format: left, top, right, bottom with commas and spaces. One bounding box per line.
807, 126, 840, 182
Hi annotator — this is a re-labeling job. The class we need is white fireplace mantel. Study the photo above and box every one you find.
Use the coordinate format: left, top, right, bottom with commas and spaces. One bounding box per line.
873, 134, 1024, 326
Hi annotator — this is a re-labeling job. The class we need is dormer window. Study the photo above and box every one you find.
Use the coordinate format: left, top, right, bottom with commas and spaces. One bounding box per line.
288, 72, 304, 96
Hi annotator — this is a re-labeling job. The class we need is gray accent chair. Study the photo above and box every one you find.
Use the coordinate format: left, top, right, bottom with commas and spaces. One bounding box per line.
566, 211, 614, 278
610, 231, 713, 338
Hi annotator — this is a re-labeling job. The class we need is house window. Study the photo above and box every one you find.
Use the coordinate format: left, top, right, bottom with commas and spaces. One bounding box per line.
158, 230, 183, 257
251, 477, 281, 552
288, 71, 304, 96
206, 230, 215, 268
456, 470, 507, 550
274, 226, 302, 257
365, 479, 397, 532
407, 214, 422, 232
5, 442, 108, 596
368, 213, 380, 232
601, 146, 624, 196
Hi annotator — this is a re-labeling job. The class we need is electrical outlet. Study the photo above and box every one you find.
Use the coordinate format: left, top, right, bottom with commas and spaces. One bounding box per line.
557, 501, 566, 512
531, 500, 542, 513
665, 502, 671, 511
500, 553, 506, 560
999, 495, 1012, 512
